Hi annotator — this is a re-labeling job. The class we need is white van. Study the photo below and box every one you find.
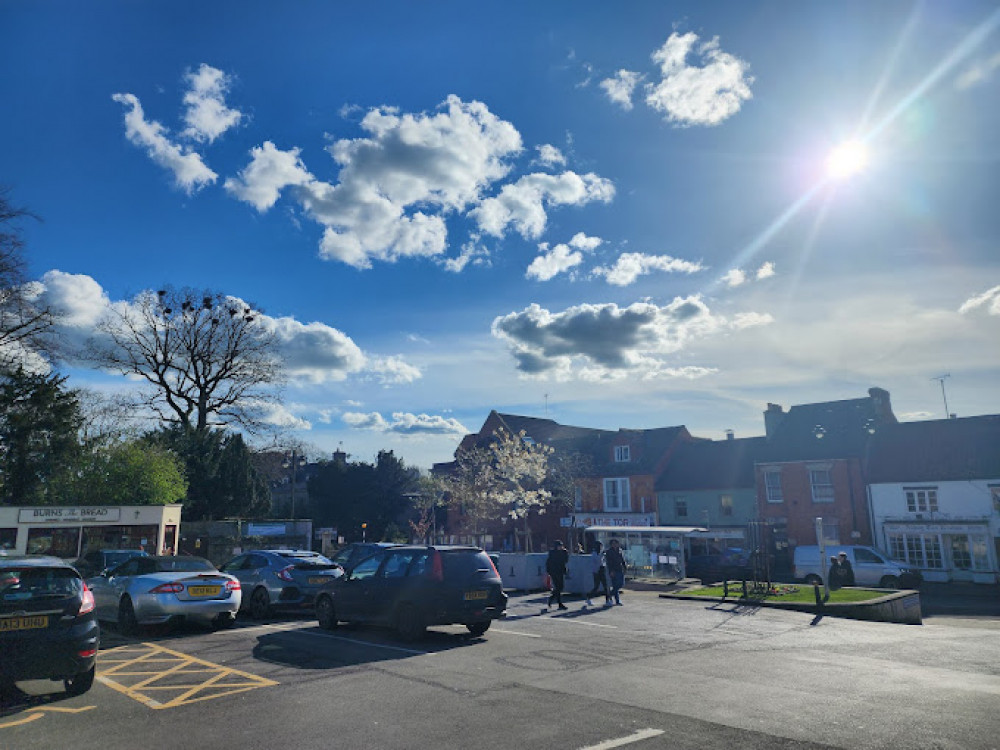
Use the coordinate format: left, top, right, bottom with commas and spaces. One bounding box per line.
792, 545, 921, 589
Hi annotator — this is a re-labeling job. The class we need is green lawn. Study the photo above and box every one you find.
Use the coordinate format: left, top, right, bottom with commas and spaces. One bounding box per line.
681, 583, 888, 604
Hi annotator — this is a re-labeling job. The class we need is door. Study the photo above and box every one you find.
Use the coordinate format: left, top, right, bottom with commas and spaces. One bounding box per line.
335, 552, 384, 621
373, 550, 421, 623
100, 557, 143, 619
948, 535, 974, 581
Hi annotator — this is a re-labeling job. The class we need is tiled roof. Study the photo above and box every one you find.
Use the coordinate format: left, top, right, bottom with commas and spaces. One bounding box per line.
655, 436, 767, 491
866, 415, 1000, 483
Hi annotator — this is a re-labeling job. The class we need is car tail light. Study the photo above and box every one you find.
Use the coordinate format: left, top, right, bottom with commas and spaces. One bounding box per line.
429, 550, 444, 582
78, 582, 95, 615
275, 565, 295, 582
225, 579, 241, 592
78, 648, 98, 658
150, 582, 184, 594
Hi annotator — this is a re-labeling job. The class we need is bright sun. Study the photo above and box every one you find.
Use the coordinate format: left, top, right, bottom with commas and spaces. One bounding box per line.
826, 140, 869, 179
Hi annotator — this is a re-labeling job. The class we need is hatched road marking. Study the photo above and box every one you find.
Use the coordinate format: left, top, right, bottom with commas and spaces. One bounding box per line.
97, 642, 277, 709
0, 706, 96, 730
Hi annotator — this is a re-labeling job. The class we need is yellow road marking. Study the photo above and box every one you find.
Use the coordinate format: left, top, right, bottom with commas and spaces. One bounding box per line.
98, 642, 277, 709
0, 705, 95, 730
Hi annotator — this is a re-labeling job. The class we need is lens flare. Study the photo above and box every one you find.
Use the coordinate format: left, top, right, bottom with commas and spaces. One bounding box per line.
826, 140, 869, 179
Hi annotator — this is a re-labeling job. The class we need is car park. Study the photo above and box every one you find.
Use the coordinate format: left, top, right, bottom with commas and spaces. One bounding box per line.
0, 555, 100, 697
87, 555, 241, 633
219, 549, 343, 619
314, 545, 507, 641
72, 548, 150, 579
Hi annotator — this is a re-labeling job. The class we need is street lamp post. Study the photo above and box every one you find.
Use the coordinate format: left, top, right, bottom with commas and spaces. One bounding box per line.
282, 450, 307, 522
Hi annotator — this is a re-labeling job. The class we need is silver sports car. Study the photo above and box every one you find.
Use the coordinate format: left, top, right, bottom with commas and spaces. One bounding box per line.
87, 555, 241, 633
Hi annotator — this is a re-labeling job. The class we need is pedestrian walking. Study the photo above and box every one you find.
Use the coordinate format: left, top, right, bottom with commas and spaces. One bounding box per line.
837, 551, 855, 586
586, 541, 611, 606
545, 540, 569, 611
605, 538, 627, 605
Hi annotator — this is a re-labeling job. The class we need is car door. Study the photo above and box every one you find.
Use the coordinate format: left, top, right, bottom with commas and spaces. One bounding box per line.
851, 547, 886, 586
334, 552, 384, 622
240, 553, 270, 595
101, 557, 142, 619
373, 550, 421, 624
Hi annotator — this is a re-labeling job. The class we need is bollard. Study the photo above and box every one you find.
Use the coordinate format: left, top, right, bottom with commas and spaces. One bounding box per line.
723, 579, 729, 599
813, 582, 823, 611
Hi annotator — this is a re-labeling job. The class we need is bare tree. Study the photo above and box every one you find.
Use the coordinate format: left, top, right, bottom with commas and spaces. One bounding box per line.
0, 189, 53, 372
89, 286, 283, 432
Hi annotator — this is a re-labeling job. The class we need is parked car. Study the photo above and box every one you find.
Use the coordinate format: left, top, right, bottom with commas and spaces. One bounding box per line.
220, 549, 343, 619
73, 548, 150, 578
314, 545, 507, 641
87, 555, 241, 633
328, 542, 401, 571
686, 552, 752, 584
792, 545, 922, 589
1, 555, 100, 697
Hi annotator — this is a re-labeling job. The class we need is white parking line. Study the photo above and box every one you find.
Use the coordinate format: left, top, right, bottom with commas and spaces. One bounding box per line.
491, 628, 542, 638
288, 629, 430, 655
548, 618, 618, 629
579, 728, 665, 749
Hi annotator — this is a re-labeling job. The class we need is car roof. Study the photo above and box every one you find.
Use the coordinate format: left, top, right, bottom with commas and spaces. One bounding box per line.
377, 545, 484, 553
0, 554, 77, 570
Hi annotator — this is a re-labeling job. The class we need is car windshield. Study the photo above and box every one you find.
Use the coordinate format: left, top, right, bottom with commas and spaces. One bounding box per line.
105, 550, 148, 566
441, 551, 495, 578
153, 558, 216, 573
1, 566, 81, 608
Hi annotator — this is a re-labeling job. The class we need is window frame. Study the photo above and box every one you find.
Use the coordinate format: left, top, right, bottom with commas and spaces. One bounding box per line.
603, 478, 631, 512
764, 470, 783, 503
808, 467, 835, 503
904, 487, 938, 514
674, 497, 688, 519
614, 445, 631, 463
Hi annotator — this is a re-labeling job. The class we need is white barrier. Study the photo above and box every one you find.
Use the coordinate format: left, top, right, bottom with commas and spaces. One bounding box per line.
494, 553, 548, 590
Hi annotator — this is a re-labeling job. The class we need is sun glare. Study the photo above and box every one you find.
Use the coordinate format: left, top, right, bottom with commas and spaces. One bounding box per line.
825, 140, 869, 180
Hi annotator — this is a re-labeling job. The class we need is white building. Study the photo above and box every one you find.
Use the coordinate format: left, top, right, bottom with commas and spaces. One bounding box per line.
0, 505, 182, 559
867, 416, 1000, 584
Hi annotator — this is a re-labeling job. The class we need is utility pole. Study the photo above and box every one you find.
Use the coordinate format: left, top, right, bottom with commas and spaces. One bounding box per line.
932, 374, 951, 418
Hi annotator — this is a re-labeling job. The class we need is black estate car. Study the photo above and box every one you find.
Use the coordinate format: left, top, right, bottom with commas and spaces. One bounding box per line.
1, 555, 100, 697
314, 545, 506, 641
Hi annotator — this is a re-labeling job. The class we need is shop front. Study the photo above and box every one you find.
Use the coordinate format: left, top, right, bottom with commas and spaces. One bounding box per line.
0, 505, 182, 560
881, 521, 997, 584
587, 525, 706, 579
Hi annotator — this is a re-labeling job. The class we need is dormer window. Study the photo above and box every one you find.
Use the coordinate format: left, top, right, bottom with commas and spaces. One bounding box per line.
614, 445, 631, 462
522, 436, 535, 447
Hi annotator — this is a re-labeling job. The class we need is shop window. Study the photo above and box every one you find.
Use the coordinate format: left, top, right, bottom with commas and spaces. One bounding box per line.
26, 527, 81, 557
0, 528, 16, 551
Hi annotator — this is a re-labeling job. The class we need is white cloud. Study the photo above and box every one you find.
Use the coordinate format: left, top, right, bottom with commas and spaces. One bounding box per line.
343, 411, 467, 435
593, 252, 704, 286
470, 171, 615, 238
256, 401, 311, 430
366, 355, 422, 385
224, 141, 313, 211
644, 32, 753, 126
722, 268, 746, 287
181, 64, 243, 143
756, 261, 776, 280
958, 285, 1000, 315
536, 144, 567, 168
442, 235, 491, 273
525, 233, 602, 282
600, 70, 643, 110
492, 296, 771, 379
259, 314, 367, 384
112, 93, 218, 193
231, 95, 524, 269
955, 52, 1000, 90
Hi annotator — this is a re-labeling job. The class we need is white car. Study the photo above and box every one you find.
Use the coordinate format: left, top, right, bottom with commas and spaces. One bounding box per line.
87, 555, 241, 633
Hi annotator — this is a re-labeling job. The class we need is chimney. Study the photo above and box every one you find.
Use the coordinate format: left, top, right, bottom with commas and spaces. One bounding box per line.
764, 403, 785, 438
867, 387, 897, 424
332, 449, 347, 466
725, 429, 735, 441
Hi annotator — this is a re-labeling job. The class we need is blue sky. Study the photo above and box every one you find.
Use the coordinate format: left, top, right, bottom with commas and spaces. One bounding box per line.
2, 1, 999, 469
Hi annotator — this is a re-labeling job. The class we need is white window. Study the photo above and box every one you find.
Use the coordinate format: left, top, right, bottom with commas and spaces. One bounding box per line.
809, 468, 834, 503
614, 445, 631, 462
905, 487, 938, 513
819, 518, 839, 545
603, 478, 630, 511
764, 470, 783, 503
889, 533, 943, 569
720, 494, 734, 517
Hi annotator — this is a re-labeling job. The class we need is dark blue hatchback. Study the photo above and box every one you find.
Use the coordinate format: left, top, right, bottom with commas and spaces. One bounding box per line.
1, 555, 100, 698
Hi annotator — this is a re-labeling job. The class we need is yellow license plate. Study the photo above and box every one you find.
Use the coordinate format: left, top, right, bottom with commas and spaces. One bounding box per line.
464, 590, 488, 601
0, 615, 49, 632
188, 585, 221, 597
308, 577, 329, 584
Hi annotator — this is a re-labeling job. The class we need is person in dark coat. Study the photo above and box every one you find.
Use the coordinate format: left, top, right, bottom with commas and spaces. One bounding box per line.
545, 540, 569, 611
605, 538, 627, 606
837, 551, 855, 586
828, 555, 843, 591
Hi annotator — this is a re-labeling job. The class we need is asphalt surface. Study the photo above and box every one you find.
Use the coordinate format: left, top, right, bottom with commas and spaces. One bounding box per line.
2, 586, 998, 750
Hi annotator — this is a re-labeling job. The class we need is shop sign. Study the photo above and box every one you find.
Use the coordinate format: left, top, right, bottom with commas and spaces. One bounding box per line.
884, 523, 986, 534
18, 507, 121, 524
576, 513, 656, 527
247, 523, 287, 537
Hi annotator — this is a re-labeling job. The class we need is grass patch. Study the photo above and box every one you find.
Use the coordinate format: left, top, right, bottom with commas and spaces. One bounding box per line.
681, 583, 888, 605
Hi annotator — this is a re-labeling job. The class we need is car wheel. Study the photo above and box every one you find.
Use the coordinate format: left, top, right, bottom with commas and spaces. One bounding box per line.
466, 621, 490, 637
118, 596, 139, 636
211, 612, 236, 630
64, 665, 96, 697
804, 574, 822, 586
879, 576, 899, 589
396, 605, 426, 642
316, 595, 339, 630
249, 588, 271, 620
